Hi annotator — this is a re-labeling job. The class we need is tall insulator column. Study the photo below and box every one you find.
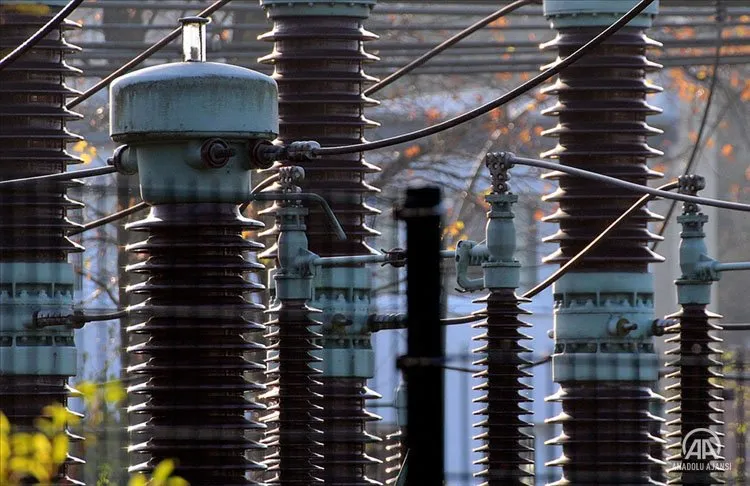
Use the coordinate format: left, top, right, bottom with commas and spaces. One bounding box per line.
384, 381, 406, 485
460, 155, 534, 485
260, 166, 325, 484
539, 1, 666, 484
259, 2, 383, 484
473, 290, 534, 485
262, 297, 324, 484
664, 175, 724, 485
0, 2, 84, 483
124, 204, 268, 484
109, 17, 280, 484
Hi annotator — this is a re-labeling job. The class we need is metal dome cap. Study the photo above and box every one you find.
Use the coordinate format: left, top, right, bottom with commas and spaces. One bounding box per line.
110, 17, 278, 143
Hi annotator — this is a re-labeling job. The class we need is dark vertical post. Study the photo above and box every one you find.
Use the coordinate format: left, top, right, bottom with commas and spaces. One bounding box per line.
399, 186, 444, 486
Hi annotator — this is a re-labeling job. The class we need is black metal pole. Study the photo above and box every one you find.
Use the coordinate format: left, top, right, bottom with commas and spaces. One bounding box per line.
399, 186, 444, 486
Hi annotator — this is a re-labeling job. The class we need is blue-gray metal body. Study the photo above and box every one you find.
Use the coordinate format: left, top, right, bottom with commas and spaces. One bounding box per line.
543, 0, 661, 385
671, 175, 750, 302
454, 192, 522, 293
312, 266, 375, 377
110, 61, 278, 204
260, 0, 376, 18
543, 0, 659, 28
258, 0, 378, 382
0, 263, 76, 375
0, 0, 80, 379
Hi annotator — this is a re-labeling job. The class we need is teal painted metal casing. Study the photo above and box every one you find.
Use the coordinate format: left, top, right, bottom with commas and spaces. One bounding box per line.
275, 206, 315, 301
551, 272, 658, 382
542, 0, 661, 384
0, 263, 77, 375
312, 266, 375, 378
543, 0, 659, 28
260, 0, 376, 18
483, 192, 521, 290
675, 212, 714, 305
110, 62, 278, 204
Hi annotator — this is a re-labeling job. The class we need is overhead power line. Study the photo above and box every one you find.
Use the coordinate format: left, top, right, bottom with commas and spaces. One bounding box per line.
311, 0, 658, 157
66, 0, 234, 109
652, 3, 726, 252
0, 0, 86, 72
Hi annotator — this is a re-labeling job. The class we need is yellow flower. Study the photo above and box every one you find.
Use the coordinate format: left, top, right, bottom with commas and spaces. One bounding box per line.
166, 477, 190, 486
152, 459, 176, 485
11, 433, 33, 457
31, 433, 52, 460
0, 412, 9, 436
128, 473, 148, 486
74, 381, 99, 405
72, 140, 88, 153
103, 381, 127, 405
51, 434, 68, 465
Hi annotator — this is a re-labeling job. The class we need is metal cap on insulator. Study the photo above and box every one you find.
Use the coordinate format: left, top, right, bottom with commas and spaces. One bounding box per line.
109, 16, 279, 204
543, 0, 659, 28
260, 0, 377, 18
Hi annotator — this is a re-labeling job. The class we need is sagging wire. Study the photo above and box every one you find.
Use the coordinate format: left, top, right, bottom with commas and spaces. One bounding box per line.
652, 1, 726, 252
239, 172, 281, 212
0, 0, 86, 72
523, 181, 681, 299
311, 0, 657, 157
0, 166, 117, 187
397, 354, 552, 375
69, 201, 148, 236
503, 153, 750, 213
66, 0, 234, 109
364, 0, 537, 96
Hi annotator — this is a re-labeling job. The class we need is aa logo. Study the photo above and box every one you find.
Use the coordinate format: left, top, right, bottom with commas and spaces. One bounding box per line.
682, 428, 723, 461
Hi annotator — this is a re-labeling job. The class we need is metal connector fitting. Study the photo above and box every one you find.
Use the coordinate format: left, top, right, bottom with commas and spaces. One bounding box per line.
200, 138, 235, 168
249, 140, 282, 169
286, 141, 321, 161
249, 140, 321, 168
608, 317, 638, 336
651, 318, 677, 337
382, 248, 407, 268
108, 144, 138, 175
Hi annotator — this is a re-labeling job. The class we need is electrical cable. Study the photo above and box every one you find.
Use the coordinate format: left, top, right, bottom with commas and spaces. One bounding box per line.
441, 314, 486, 325
523, 181, 681, 299
0, 166, 117, 187
0, 0, 86, 72
239, 172, 280, 212
652, 5, 725, 252
438, 354, 551, 374
66, 0, 233, 109
68, 201, 148, 236
311, 0, 657, 157
364, 0, 536, 96
505, 153, 750, 212
722, 323, 750, 331
79, 310, 127, 322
